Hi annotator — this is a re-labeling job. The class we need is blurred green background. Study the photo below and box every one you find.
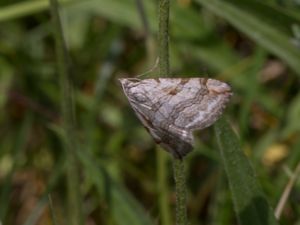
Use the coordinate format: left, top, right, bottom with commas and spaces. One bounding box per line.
1, 0, 300, 224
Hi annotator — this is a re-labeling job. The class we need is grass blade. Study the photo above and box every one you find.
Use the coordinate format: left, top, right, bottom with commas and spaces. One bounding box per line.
49, 0, 83, 224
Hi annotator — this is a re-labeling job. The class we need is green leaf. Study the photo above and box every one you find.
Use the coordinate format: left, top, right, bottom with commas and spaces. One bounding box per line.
214, 117, 280, 225
195, 0, 300, 76
0, 0, 77, 22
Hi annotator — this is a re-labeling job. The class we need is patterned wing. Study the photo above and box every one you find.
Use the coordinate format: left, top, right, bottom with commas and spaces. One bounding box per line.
119, 77, 232, 158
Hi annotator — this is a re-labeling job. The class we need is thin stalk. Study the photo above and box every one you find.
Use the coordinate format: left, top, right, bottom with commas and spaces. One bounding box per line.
157, 0, 172, 225
173, 159, 188, 225
49, 1, 83, 225
157, 1, 188, 225
157, 150, 172, 225
158, 0, 169, 76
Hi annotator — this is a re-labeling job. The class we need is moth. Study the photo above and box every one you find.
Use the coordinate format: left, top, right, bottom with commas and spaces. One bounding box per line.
120, 77, 232, 159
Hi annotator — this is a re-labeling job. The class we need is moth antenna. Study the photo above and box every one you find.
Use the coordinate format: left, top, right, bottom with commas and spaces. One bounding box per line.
137, 57, 159, 78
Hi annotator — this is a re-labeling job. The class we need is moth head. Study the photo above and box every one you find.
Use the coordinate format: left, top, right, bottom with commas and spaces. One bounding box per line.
206, 79, 232, 94
119, 78, 149, 105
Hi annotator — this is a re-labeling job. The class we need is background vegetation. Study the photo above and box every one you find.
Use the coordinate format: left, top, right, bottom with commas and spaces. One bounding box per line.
1, 0, 300, 224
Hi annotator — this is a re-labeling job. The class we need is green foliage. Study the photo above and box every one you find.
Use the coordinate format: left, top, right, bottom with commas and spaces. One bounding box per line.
215, 118, 279, 225
1, 0, 300, 224
196, 0, 300, 76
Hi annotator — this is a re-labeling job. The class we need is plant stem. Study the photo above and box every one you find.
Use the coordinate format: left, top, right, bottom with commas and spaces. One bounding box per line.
49, 1, 82, 225
157, 1, 172, 225
173, 159, 188, 225
158, 1, 188, 225
157, 150, 172, 225
158, 0, 169, 75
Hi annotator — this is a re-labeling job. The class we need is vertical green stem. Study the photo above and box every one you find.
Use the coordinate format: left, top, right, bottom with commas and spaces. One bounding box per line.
173, 159, 188, 225
157, 1, 188, 225
157, 0, 172, 225
157, 150, 172, 225
49, 1, 82, 225
158, 0, 169, 75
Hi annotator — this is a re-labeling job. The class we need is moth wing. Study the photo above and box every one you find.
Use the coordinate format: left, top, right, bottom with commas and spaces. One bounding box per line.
154, 126, 193, 159
176, 92, 232, 131
119, 77, 232, 158
131, 102, 193, 159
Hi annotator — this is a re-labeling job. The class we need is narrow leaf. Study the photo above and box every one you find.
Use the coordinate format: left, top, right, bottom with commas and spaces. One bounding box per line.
214, 117, 279, 225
